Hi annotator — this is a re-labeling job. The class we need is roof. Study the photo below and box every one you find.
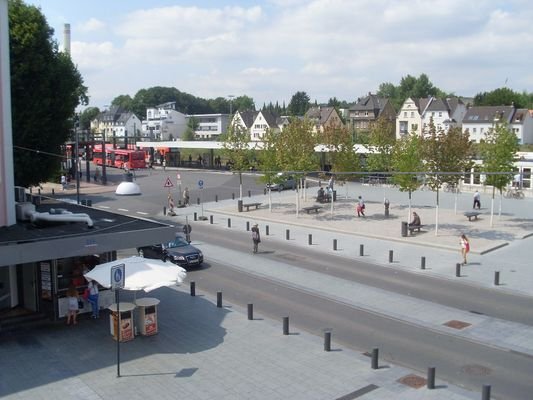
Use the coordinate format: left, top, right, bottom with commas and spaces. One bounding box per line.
236, 110, 259, 128
463, 106, 515, 124
305, 106, 335, 123
349, 94, 390, 113
259, 110, 280, 127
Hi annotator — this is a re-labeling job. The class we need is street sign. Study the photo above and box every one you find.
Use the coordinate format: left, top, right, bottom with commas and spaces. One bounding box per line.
111, 263, 125, 290
164, 177, 174, 188
198, 179, 204, 189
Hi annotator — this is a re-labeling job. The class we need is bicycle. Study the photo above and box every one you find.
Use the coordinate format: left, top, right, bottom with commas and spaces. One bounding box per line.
443, 183, 460, 194
504, 188, 525, 199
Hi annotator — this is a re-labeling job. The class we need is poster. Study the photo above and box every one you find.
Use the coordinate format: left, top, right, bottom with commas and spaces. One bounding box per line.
120, 317, 134, 342
144, 313, 157, 336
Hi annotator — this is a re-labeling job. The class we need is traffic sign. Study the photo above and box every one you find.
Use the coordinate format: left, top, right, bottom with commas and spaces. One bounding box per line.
198, 179, 204, 189
164, 177, 174, 188
111, 263, 125, 290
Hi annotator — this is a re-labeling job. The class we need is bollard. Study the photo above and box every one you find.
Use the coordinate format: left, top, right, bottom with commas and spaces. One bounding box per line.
163, 206, 167, 216
52, 188, 55, 195
197, 197, 200, 205
324, 331, 331, 351
421, 256, 426, 270
494, 271, 500, 286
38, 188, 41, 195
360, 244, 364, 256
248, 190, 251, 198
333, 239, 337, 251
247, 304, 253, 320
246, 221, 250, 231
308, 234, 312, 245
286, 229, 290, 240
389, 250, 393, 263
283, 317, 289, 335
209, 215, 213, 224
228, 218, 231, 228
264, 188, 267, 195
481, 384, 491, 400
190, 281, 196, 296
427, 367, 435, 389
266, 225, 269, 236
232, 193, 235, 200
29, 187, 32, 194
371, 348, 379, 370
194, 212, 197, 221
456, 263, 461, 277
215, 195, 218, 202
217, 292, 222, 308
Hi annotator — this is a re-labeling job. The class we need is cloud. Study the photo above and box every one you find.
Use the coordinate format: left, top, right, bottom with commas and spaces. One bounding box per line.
71, 41, 115, 70
77, 18, 106, 33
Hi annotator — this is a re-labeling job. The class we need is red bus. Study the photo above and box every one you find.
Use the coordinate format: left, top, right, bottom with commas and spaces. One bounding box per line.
92, 146, 146, 169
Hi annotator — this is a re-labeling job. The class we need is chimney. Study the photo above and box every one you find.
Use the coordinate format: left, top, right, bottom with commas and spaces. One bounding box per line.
63, 23, 71, 54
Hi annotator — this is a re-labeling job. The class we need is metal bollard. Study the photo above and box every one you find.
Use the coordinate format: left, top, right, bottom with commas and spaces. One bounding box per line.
389, 250, 393, 263
38, 188, 41, 195
197, 197, 200, 205
324, 331, 331, 352
194, 212, 197, 221
163, 206, 167, 216
333, 239, 337, 251
228, 218, 231, 228
29, 187, 32, 194
308, 234, 312, 245
209, 215, 213, 224
246, 221, 250, 231
371, 348, 379, 370
283, 317, 289, 335
217, 292, 222, 308
481, 384, 491, 400
266, 225, 269, 236
286, 229, 290, 240
247, 304, 253, 320
215, 195, 218, 202
494, 271, 500, 286
360, 244, 364, 256
232, 193, 235, 200
421, 256, 426, 270
427, 367, 435, 389
52, 188, 55, 195
456, 263, 461, 277
190, 281, 196, 296
248, 190, 251, 197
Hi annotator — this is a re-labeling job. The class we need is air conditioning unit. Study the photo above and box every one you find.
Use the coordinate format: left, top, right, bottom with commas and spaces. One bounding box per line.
15, 202, 36, 221
14, 186, 26, 202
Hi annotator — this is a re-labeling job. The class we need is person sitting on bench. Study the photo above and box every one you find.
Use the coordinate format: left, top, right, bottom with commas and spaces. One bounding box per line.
409, 212, 421, 228
317, 186, 325, 202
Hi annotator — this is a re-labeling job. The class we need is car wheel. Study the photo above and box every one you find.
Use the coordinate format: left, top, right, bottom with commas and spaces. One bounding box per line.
138, 249, 145, 258
278, 184, 284, 191
163, 256, 171, 263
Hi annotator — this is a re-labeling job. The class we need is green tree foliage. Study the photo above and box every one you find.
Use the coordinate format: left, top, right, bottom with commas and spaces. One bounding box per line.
377, 73, 447, 110
480, 122, 519, 194
79, 107, 100, 131
257, 128, 281, 185
321, 124, 360, 182
276, 119, 319, 175
221, 123, 253, 199
111, 95, 134, 111
287, 91, 311, 116
232, 95, 256, 112
365, 116, 396, 173
182, 117, 198, 141
473, 87, 532, 108
9, 0, 87, 187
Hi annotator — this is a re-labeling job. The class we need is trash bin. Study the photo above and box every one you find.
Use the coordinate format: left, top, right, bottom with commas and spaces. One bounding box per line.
135, 297, 160, 336
108, 302, 136, 342
238, 199, 243, 212
401, 221, 408, 237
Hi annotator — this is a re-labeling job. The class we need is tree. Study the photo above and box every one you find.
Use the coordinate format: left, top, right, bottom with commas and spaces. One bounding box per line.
111, 95, 134, 111
182, 117, 198, 141
221, 122, 252, 200
79, 107, 100, 131
232, 95, 255, 112
257, 128, 281, 210
321, 124, 360, 185
365, 116, 396, 173
9, 0, 87, 188
391, 133, 425, 220
287, 91, 310, 116
377, 73, 447, 110
479, 122, 519, 226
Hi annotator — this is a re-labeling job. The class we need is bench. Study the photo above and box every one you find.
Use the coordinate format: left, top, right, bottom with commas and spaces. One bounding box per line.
302, 205, 323, 214
408, 224, 424, 234
464, 211, 481, 221
242, 202, 262, 212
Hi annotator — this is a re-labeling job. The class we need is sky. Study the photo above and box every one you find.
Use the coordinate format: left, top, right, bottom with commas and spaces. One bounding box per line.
25, 0, 533, 111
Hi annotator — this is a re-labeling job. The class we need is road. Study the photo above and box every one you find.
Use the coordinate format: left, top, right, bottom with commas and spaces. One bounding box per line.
90, 168, 533, 399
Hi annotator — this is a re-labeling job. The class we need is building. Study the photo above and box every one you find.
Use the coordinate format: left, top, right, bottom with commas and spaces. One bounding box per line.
230, 110, 259, 136
304, 106, 344, 134
141, 102, 187, 141
190, 113, 230, 140
91, 106, 142, 145
250, 110, 281, 141
348, 94, 396, 134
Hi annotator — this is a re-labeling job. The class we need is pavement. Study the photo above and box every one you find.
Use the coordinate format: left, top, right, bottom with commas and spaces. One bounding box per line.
6, 174, 531, 399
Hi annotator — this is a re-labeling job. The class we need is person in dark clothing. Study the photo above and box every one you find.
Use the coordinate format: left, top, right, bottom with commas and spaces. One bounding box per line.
251, 223, 261, 254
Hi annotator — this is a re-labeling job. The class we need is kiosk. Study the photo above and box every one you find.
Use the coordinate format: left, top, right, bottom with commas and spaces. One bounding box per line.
135, 297, 160, 336
108, 302, 136, 342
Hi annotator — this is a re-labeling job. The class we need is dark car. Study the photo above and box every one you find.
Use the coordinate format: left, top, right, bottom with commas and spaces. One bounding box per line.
137, 236, 203, 269
265, 173, 297, 191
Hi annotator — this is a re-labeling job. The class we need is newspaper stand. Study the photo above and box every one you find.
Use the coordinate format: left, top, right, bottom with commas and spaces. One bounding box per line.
134, 297, 160, 336
108, 302, 136, 342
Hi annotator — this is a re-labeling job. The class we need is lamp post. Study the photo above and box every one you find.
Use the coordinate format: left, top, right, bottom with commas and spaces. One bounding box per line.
228, 94, 235, 115
75, 115, 80, 204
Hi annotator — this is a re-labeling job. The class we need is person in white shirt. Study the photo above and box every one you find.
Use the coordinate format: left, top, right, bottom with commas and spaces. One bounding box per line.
473, 191, 481, 209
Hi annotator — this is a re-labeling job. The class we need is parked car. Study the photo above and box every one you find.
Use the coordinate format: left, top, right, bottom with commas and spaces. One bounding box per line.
137, 235, 203, 269
265, 173, 297, 191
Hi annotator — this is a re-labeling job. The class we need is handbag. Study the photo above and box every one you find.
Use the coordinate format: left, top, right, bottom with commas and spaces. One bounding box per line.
83, 288, 90, 300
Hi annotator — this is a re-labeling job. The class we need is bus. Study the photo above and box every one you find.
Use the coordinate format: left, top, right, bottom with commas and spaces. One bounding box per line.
92, 146, 147, 169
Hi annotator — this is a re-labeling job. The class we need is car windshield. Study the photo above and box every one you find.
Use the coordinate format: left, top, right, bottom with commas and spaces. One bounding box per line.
166, 237, 188, 248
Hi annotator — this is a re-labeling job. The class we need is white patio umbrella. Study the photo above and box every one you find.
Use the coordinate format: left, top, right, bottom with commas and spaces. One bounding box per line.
84, 256, 187, 293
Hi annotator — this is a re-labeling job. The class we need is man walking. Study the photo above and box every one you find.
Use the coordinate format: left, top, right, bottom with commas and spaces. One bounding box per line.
473, 190, 481, 209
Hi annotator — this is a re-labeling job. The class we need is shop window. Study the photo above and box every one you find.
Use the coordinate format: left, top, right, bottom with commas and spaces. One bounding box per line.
522, 168, 531, 188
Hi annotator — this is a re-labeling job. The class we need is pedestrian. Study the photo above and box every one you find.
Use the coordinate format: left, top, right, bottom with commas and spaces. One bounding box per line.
93, 167, 100, 183
86, 278, 99, 319
61, 174, 67, 191
183, 187, 190, 206
460, 234, 470, 265
473, 190, 481, 209
356, 196, 365, 217
66, 285, 79, 325
328, 175, 334, 192
251, 223, 261, 254
162, 158, 166, 171
409, 211, 421, 228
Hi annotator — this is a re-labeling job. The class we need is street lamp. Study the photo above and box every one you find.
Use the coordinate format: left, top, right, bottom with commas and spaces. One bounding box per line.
228, 95, 235, 115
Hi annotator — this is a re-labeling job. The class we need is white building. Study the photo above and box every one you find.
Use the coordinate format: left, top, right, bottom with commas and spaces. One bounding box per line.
141, 102, 187, 141
91, 106, 142, 142
190, 113, 230, 139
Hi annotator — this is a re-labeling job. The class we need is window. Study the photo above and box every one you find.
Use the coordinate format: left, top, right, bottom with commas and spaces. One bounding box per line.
364, 111, 368, 116
473, 128, 477, 133
438, 112, 442, 117
404, 112, 407, 117
410, 112, 414, 118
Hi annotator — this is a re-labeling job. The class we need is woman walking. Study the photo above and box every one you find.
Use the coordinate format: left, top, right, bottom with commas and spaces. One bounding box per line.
460, 234, 470, 265
251, 223, 261, 254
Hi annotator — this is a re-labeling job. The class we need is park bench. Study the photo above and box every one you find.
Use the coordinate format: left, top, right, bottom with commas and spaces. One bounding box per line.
242, 202, 262, 212
408, 224, 424, 234
302, 205, 323, 214
464, 211, 481, 221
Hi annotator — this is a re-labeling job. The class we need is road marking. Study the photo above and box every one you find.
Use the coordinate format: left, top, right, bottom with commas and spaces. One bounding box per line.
136, 211, 149, 215
118, 208, 129, 212
97, 205, 110, 209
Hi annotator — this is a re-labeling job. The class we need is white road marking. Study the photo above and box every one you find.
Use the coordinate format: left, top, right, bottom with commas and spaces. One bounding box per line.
97, 205, 110, 209
136, 211, 149, 215
118, 208, 129, 212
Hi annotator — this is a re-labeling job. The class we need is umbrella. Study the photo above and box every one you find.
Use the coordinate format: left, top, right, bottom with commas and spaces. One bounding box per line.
84, 256, 187, 293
